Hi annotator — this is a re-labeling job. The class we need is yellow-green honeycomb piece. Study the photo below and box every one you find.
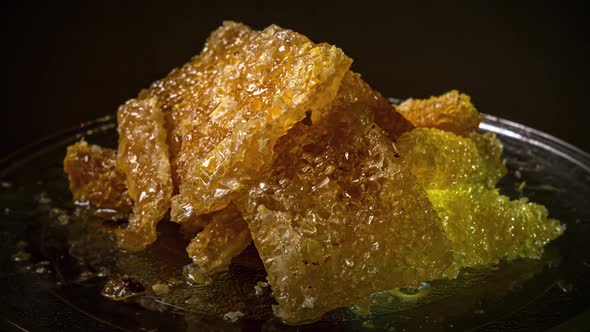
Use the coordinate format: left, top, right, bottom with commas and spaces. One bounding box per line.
397, 128, 563, 277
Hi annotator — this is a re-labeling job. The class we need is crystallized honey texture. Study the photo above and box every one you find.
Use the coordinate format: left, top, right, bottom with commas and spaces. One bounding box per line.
428, 186, 563, 275
336, 72, 414, 139
396, 128, 506, 191
132, 21, 352, 222
116, 97, 173, 251
184, 204, 251, 284
236, 76, 452, 324
397, 128, 563, 276
396, 90, 484, 135
63, 141, 132, 212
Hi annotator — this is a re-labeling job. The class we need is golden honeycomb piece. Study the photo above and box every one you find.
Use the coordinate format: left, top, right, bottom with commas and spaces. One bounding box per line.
116, 97, 173, 251
127, 21, 352, 222
396, 90, 484, 135
63, 141, 131, 212
184, 204, 252, 284
396, 128, 563, 276
235, 77, 452, 324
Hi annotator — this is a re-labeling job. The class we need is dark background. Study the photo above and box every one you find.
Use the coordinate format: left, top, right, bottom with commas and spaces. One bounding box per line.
3, 2, 589, 158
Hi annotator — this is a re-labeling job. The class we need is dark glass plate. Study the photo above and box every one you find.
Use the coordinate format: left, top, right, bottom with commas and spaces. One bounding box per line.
1, 114, 589, 331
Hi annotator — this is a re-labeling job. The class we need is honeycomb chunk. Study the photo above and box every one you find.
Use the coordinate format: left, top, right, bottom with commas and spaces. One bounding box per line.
236, 79, 452, 324
428, 185, 564, 275
63, 141, 131, 212
116, 97, 173, 251
396, 90, 484, 135
396, 128, 563, 276
129, 22, 353, 222
184, 204, 252, 284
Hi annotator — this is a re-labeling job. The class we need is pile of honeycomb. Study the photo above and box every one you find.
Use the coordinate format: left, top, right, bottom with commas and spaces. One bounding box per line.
63, 22, 562, 325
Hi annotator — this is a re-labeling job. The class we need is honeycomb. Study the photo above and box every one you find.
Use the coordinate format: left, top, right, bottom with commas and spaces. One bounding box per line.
116, 97, 173, 251
184, 204, 252, 284
235, 75, 452, 324
128, 21, 352, 222
429, 185, 564, 276
63, 141, 131, 212
396, 90, 484, 135
396, 128, 563, 276
61, 22, 564, 326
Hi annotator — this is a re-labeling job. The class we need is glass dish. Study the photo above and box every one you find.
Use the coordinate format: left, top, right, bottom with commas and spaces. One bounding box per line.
0, 114, 588, 331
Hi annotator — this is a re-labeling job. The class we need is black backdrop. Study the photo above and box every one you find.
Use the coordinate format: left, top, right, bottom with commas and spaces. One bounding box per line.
3, 2, 589, 158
